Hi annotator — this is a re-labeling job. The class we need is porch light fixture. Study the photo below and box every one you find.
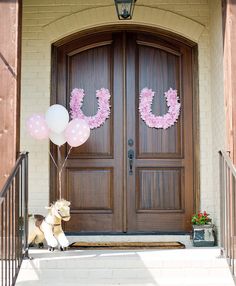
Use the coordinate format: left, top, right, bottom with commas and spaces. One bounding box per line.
114, 0, 136, 20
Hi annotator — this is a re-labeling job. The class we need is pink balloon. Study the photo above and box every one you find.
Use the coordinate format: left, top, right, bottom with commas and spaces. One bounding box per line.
65, 119, 90, 147
26, 114, 49, 140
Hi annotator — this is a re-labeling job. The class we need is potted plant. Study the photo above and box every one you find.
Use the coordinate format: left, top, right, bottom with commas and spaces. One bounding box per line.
191, 211, 215, 247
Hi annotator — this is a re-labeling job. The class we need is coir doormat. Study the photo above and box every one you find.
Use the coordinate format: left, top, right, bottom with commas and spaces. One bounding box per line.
69, 241, 185, 249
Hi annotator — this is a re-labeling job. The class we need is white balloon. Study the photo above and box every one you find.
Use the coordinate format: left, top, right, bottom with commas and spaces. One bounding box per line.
45, 104, 69, 134
49, 131, 66, 146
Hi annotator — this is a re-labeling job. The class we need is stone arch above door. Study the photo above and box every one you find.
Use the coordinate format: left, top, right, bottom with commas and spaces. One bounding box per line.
43, 5, 204, 44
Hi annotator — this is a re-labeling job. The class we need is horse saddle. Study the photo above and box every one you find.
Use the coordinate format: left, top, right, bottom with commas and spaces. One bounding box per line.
34, 214, 45, 228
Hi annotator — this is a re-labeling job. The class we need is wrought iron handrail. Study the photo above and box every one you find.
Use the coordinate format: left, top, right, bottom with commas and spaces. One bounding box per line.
0, 152, 29, 286
219, 150, 236, 278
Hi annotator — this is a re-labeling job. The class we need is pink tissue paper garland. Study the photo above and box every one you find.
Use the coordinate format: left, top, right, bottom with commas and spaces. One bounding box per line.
139, 87, 181, 129
70, 88, 111, 129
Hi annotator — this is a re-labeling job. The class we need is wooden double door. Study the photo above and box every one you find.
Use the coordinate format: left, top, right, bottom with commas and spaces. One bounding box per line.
52, 31, 194, 233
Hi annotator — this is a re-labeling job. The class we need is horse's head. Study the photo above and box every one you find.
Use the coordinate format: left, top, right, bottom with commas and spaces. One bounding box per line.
47, 199, 71, 221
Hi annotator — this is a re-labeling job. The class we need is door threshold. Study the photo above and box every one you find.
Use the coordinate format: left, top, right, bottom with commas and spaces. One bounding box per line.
66, 232, 191, 236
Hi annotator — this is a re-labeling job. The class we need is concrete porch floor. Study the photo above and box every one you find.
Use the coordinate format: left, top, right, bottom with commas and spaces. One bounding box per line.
16, 247, 235, 286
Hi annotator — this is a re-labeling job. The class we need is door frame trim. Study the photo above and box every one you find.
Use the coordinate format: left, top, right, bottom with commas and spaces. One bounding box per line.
50, 25, 200, 218
122, 32, 128, 232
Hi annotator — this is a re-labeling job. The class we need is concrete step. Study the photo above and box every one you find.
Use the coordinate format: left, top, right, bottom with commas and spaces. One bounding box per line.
16, 248, 234, 286
20, 249, 226, 270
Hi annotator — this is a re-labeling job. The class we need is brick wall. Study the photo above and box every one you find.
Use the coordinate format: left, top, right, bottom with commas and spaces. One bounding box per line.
21, 0, 225, 232
208, 0, 225, 232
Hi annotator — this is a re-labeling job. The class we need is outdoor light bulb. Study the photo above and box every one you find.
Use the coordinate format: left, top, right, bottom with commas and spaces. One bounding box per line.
114, 0, 136, 20
121, 4, 130, 19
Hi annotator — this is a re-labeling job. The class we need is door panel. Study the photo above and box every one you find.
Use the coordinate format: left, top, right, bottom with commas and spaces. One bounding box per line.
137, 43, 181, 157
136, 168, 182, 211
69, 44, 113, 157
126, 33, 193, 232
67, 168, 113, 210
52, 31, 194, 233
53, 33, 124, 232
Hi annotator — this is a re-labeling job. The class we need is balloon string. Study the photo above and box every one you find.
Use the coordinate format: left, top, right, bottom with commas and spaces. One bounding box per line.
60, 147, 72, 172
49, 150, 58, 169
58, 146, 72, 200
58, 171, 62, 200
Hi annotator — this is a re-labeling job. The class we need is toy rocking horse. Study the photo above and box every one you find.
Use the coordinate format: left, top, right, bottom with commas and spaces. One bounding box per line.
28, 199, 71, 251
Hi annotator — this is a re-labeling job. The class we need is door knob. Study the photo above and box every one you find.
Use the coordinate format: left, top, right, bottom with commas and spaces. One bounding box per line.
128, 149, 134, 175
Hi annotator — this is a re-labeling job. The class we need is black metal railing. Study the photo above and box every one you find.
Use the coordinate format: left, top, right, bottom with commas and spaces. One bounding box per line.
0, 152, 29, 286
219, 150, 236, 278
